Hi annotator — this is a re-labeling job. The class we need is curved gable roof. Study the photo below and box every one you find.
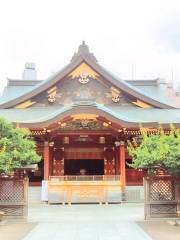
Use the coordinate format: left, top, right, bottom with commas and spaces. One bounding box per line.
0, 42, 176, 109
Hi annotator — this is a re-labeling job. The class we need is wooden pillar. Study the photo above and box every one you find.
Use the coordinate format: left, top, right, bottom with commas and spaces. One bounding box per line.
43, 141, 50, 180
119, 141, 126, 190
49, 145, 54, 176
115, 146, 119, 175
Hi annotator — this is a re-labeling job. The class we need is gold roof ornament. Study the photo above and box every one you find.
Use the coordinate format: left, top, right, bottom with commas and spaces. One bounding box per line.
15, 100, 36, 109
103, 122, 109, 127
111, 87, 121, 103
47, 86, 57, 103
71, 114, 98, 120
69, 62, 98, 79
132, 100, 152, 108
79, 71, 89, 84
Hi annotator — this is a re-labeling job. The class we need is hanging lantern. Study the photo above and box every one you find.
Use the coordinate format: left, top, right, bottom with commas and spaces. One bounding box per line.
63, 136, 69, 144
99, 136, 105, 144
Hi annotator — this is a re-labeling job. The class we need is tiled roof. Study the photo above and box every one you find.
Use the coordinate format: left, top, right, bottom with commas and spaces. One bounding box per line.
0, 42, 178, 109
0, 104, 179, 128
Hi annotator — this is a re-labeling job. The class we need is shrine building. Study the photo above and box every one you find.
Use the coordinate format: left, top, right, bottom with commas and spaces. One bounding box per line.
1, 42, 180, 197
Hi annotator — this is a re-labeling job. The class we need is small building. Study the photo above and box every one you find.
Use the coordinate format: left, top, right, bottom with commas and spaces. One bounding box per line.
0, 42, 180, 201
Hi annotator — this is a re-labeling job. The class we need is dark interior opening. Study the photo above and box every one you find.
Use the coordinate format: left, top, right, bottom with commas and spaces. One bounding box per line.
28, 159, 44, 182
64, 159, 104, 175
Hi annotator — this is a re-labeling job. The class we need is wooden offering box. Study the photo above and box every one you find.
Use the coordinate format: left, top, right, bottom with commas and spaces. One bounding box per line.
48, 175, 122, 204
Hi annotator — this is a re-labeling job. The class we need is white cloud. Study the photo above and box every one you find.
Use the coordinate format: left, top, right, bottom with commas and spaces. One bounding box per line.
0, 0, 180, 91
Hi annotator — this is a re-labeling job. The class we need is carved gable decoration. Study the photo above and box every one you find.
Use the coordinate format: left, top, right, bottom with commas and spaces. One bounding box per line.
47, 86, 57, 103
111, 87, 121, 103
59, 119, 111, 131
14, 61, 151, 109
24, 76, 136, 107
69, 62, 99, 80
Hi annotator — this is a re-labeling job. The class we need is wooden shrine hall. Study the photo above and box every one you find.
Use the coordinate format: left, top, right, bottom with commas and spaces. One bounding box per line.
0, 41, 180, 203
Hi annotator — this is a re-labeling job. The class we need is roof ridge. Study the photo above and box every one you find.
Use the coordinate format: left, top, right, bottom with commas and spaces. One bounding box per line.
71, 41, 97, 63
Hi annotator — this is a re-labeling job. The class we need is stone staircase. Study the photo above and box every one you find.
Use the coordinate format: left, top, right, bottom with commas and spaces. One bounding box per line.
125, 186, 144, 202
28, 187, 41, 203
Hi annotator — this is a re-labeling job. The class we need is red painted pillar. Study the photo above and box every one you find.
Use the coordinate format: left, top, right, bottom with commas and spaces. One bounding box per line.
119, 141, 126, 190
115, 146, 119, 175
44, 141, 50, 180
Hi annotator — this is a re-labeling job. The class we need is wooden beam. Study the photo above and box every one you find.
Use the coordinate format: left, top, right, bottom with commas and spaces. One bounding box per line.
15, 100, 36, 109
132, 100, 152, 108
56, 131, 115, 136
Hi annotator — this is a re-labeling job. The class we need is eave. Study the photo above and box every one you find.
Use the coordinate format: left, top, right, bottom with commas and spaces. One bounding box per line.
4, 103, 180, 129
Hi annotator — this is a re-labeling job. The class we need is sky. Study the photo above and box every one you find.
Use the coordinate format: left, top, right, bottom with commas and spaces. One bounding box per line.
0, 0, 180, 92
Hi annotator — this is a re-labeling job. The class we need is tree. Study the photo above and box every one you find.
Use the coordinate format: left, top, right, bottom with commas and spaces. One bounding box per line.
127, 126, 180, 176
0, 118, 41, 174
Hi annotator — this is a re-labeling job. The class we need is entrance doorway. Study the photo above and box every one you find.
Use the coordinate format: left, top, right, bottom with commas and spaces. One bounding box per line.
28, 159, 44, 184
64, 159, 104, 175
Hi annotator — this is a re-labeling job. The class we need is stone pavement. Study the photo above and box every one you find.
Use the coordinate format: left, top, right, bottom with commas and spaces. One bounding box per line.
23, 203, 152, 240
23, 221, 151, 240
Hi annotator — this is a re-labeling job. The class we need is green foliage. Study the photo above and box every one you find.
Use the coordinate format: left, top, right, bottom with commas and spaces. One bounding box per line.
0, 118, 41, 174
128, 126, 180, 176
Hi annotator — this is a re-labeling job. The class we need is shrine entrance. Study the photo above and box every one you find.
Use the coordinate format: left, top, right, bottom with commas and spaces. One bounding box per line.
30, 113, 147, 203
31, 116, 146, 187
40, 126, 127, 203
64, 159, 104, 176
63, 146, 105, 176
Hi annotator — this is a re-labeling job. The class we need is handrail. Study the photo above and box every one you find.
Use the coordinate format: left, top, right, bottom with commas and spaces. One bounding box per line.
49, 175, 120, 181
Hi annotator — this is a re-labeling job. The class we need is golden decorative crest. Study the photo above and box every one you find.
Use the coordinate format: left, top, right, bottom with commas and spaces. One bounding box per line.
79, 71, 89, 84
69, 62, 98, 79
48, 93, 56, 103
111, 87, 120, 103
112, 94, 120, 103
47, 87, 57, 103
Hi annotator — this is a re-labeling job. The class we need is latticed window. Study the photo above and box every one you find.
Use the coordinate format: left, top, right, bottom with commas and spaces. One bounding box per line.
150, 179, 175, 201
0, 179, 27, 216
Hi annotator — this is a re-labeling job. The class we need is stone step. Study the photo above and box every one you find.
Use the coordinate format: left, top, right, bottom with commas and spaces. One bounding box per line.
28, 187, 41, 202
126, 186, 144, 202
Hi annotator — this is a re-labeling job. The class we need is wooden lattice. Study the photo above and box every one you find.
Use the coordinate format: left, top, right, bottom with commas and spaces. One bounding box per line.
0, 179, 28, 217
150, 204, 177, 215
0, 206, 26, 216
0, 180, 24, 203
150, 179, 175, 201
144, 177, 180, 219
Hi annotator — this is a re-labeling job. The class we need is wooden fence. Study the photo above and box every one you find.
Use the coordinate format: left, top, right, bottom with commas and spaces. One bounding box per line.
144, 176, 180, 219
0, 178, 28, 217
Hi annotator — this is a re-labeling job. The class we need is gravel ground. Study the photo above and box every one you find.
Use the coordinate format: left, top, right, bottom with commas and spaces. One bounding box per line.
137, 221, 180, 240
0, 222, 37, 240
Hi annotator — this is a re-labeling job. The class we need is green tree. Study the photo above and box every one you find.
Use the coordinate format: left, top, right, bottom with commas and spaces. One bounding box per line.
0, 118, 41, 174
128, 126, 180, 176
